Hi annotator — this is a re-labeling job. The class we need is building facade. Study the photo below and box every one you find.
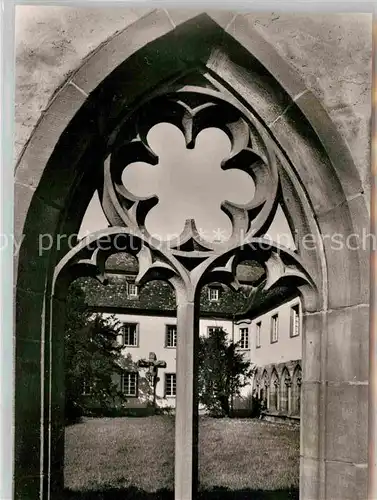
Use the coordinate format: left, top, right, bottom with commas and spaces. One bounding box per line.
250, 296, 302, 421
77, 253, 302, 416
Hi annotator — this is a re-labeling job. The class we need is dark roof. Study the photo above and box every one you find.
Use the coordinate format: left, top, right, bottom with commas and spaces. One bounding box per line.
77, 275, 176, 312
76, 274, 253, 317
236, 261, 265, 284
71, 250, 296, 319
105, 253, 138, 273
74, 270, 298, 320
104, 253, 265, 284
235, 282, 299, 320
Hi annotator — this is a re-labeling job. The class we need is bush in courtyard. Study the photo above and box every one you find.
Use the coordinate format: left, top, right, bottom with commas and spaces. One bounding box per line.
65, 282, 126, 423
198, 328, 256, 417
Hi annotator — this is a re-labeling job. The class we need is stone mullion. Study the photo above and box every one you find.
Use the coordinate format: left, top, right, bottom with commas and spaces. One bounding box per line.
174, 294, 199, 500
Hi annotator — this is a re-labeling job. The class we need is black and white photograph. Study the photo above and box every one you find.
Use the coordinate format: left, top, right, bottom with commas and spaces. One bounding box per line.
9, 4, 373, 500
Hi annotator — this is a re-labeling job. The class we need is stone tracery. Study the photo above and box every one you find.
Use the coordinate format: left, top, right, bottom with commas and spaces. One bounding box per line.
55, 87, 315, 297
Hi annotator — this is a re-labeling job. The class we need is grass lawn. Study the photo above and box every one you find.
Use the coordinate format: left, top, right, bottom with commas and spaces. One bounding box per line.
64, 416, 299, 499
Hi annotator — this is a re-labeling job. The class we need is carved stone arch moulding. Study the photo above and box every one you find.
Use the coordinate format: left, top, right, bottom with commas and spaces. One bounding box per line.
13, 13, 370, 500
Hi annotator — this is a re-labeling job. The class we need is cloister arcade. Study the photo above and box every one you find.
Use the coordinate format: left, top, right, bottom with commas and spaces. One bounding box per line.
14, 10, 371, 500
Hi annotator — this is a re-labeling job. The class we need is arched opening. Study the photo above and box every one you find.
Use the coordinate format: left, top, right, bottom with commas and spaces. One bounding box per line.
261, 370, 269, 411
14, 11, 369, 500
280, 368, 291, 415
292, 365, 302, 417
269, 370, 280, 412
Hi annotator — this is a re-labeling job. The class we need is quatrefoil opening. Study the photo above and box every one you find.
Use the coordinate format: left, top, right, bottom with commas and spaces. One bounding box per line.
102, 91, 279, 250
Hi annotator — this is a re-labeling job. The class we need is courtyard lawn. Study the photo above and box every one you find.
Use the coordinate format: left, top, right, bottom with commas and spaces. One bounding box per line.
64, 416, 299, 499
199, 418, 299, 493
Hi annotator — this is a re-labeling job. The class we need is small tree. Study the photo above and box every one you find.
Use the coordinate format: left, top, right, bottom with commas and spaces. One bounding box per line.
65, 282, 126, 422
198, 328, 255, 417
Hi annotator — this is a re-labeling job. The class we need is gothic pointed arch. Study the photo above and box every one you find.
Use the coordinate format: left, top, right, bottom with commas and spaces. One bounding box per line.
259, 369, 269, 410
269, 368, 280, 412
280, 366, 292, 414
14, 10, 370, 500
292, 364, 302, 417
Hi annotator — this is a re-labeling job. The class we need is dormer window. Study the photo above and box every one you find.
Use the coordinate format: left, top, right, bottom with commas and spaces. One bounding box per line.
127, 281, 139, 298
208, 287, 219, 301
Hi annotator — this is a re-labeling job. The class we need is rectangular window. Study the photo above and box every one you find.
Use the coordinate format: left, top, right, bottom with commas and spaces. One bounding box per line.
123, 323, 138, 346
271, 314, 279, 343
122, 372, 138, 397
165, 325, 177, 348
290, 304, 300, 337
208, 287, 219, 301
208, 326, 223, 336
127, 282, 139, 298
256, 322, 261, 348
239, 328, 249, 349
165, 373, 176, 397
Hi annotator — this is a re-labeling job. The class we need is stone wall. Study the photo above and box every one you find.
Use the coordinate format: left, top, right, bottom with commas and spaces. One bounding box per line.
15, 8, 371, 200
